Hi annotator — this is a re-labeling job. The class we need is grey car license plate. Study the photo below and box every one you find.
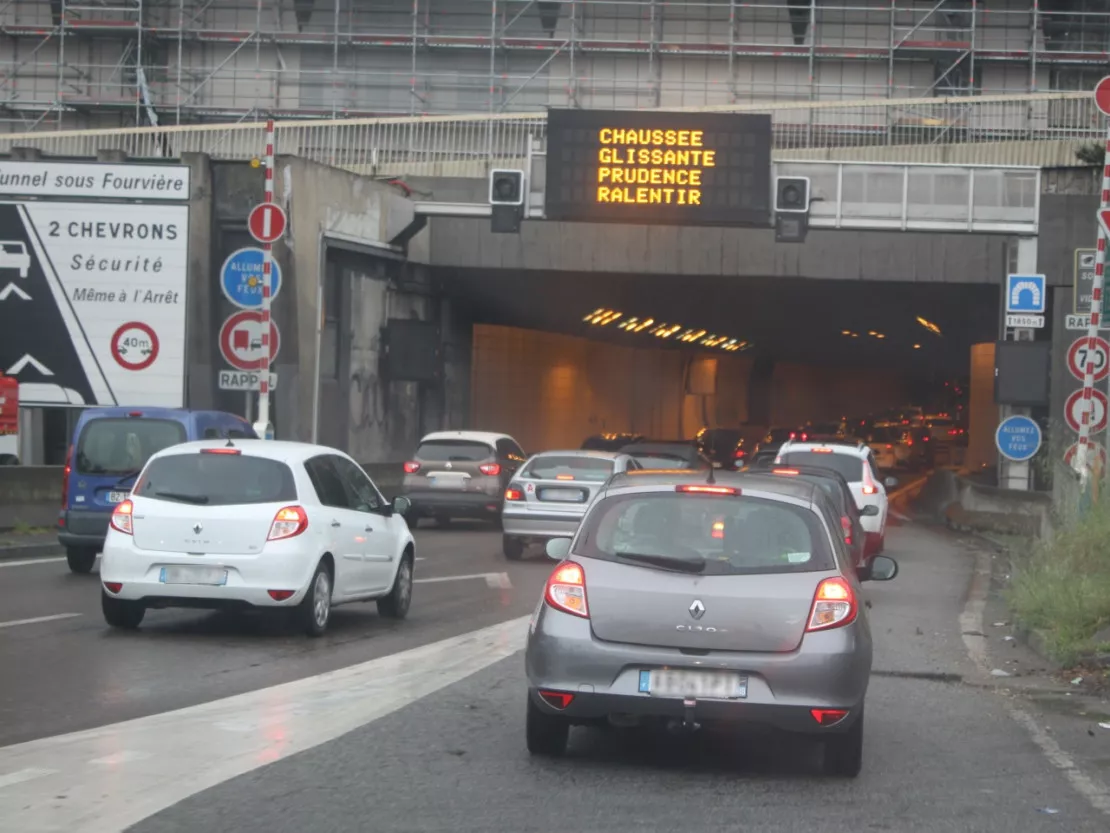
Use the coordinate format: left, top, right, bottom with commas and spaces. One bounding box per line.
541, 488, 581, 502
639, 669, 747, 700
159, 566, 228, 586
429, 474, 466, 489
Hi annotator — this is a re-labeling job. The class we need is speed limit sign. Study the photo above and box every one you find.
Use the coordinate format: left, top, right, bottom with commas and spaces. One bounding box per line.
1068, 336, 1110, 382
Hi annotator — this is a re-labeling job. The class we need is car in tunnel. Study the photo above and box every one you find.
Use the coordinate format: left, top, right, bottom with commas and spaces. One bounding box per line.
401, 431, 527, 527
774, 439, 897, 556
619, 441, 712, 472
501, 450, 640, 560
523, 468, 900, 776
864, 426, 907, 471
581, 433, 645, 452
693, 427, 749, 470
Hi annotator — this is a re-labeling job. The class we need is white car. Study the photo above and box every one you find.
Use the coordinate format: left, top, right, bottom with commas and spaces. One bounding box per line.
774, 438, 897, 556
100, 439, 416, 636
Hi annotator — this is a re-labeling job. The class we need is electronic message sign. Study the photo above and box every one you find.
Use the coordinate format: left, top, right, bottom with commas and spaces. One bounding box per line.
543, 108, 772, 227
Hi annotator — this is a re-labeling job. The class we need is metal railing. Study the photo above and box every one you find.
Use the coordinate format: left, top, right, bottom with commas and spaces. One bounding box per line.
0, 92, 1100, 177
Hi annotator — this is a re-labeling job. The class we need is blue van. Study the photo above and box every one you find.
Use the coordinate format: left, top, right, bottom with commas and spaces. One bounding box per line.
58, 407, 258, 573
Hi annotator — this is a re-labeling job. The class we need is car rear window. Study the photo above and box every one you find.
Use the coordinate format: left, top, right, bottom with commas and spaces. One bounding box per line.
778, 451, 863, 483
576, 492, 832, 576
523, 455, 614, 482
629, 453, 694, 469
76, 418, 187, 476
416, 440, 493, 462
133, 452, 298, 506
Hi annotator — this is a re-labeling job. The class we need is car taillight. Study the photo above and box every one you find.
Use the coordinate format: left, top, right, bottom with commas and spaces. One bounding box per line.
403, 461, 421, 474
734, 448, 747, 458
110, 499, 134, 535
201, 447, 241, 455
103, 582, 123, 594
711, 519, 725, 539
840, 516, 852, 545
268, 505, 308, 540
479, 463, 501, 476
544, 561, 589, 618
60, 444, 73, 508
805, 576, 857, 631
676, 484, 738, 495
504, 485, 524, 501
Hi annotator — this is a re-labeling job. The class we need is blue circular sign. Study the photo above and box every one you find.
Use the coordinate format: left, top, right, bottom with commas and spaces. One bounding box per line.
995, 415, 1042, 462
220, 247, 282, 309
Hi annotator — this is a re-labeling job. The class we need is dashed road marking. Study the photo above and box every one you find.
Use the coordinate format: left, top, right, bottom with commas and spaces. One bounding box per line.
415, 572, 512, 589
0, 613, 82, 629
0, 768, 56, 790
0, 556, 67, 568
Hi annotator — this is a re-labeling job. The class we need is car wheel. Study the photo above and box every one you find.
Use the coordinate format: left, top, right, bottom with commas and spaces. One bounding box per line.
502, 535, 524, 560
66, 547, 98, 574
298, 561, 333, 638
101, 590, 145, 630
823, 705, 864, 777
377, 552, 414, 620
526, 694, 569, 757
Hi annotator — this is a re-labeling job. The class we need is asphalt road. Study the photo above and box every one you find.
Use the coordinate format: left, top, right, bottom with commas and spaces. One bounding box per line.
0, 521, 546, 747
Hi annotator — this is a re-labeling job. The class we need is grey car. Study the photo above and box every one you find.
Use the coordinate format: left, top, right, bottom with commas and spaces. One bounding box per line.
501, 450, 640, 560
524, 469, 899, 777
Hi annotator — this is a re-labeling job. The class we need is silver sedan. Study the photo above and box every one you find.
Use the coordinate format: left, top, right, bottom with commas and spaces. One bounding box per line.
500, 450, 639, 560
523, 468, 899, 777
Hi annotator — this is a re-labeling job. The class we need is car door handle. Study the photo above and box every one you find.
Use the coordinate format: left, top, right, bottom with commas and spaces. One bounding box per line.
364, 525, 374, 532
331, 519, 341, 528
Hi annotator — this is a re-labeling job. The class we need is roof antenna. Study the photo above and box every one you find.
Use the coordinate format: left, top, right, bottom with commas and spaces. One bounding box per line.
225, 437, 235, 447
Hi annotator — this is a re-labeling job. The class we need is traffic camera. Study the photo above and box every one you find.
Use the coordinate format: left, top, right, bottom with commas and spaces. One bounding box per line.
774, 176, 810, 213
489, 169, 525, 234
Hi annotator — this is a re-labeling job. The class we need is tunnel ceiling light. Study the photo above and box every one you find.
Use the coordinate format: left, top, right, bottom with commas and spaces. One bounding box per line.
913, 343, 922, 349
583, 309, 749, 353
915, 316, 942, 336
875, 333, 885, 339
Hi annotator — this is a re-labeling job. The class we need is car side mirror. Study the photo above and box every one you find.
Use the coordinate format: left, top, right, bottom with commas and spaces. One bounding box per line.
545, 537, 572, 561
867, 555, 899, 582
392, 496, 411, 518
883, 476, 898, 489
860, 504, 879, 517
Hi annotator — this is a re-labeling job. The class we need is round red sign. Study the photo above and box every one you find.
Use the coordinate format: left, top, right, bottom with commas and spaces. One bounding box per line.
1065, 388, 1108, 435
1064, 441, 1108, 472
1095, 75, 1110, 117
219, 310, 281, 371
110, 321, 159, 371
247, 203, 286, 244
1067, 336, 1110, 382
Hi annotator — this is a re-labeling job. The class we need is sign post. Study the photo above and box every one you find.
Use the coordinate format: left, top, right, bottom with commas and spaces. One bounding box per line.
248, 120, 282, 441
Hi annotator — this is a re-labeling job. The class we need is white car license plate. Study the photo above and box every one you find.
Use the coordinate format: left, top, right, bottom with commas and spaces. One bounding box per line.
107, 490, 129, 504
542, 489, 581, 502
159, 566, 228, 586
640, 669, 747, 700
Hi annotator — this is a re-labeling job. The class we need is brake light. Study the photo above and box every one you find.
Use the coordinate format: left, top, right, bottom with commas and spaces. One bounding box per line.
267, 590, 295, 601
840, 515, 852, 545
885, 444, 893, 450
711, 519, 725, 539
862, 484, 877, 495
923, 436, 930, 442
267, 505, 308, 540
555, 473, 574, 481
128, 411, 143, 418
201, 447, 241, 455
110, 499, 134, 535
60, 444, 73, 509
811, 708, 849, 726
906, 439, 913, 446
861, 465, 878, 496
103, 582, 123, 594
539, 691, 575, 710
479, 463, 501, 476
812, 447, 832, 453
772, 468, 800, 476
805, 576, 857, 631
734, 448, 747, 458
403, 461, 421, 474
544, 561, 589, 618
504, 485, 524, 501
676, 484, 738, 495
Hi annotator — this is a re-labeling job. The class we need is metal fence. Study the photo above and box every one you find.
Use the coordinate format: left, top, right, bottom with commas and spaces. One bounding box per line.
0, 92, 1100, 177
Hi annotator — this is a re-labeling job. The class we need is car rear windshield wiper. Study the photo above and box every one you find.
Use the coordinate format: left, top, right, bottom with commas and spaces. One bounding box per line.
614, 551, 706, 574
152, 490, 210, 505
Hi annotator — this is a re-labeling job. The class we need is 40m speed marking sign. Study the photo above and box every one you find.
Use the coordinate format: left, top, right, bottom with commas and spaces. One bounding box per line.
1067, 335, 1110, 382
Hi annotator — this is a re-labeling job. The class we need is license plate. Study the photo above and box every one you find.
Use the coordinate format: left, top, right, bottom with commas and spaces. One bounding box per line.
541, 488, 581, 502
107, 491, 129, 504
429, 474, 466, 489
159, 566, 228, 586
639, 669, 747, 700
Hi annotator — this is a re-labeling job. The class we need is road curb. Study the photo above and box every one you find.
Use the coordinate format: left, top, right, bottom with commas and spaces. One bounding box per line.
0, 542, 61, 561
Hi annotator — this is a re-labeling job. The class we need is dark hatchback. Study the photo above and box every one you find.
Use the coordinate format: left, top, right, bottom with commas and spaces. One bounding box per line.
693, 427, 749, 469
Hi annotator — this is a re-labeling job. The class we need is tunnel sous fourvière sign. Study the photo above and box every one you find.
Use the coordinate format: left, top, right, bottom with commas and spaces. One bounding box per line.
543, 109, 772, 227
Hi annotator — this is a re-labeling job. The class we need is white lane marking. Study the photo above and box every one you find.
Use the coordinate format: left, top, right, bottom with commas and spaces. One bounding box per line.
415, 557, 426, 561
89, 751, 152, 766
0, 556, 67, 568
415, 572, 512, 589
0, 614, 530, 832
960, 544, 1110, 816
890, 509, 912, 522
0, 613, 82, 629
0, 767, 56, 790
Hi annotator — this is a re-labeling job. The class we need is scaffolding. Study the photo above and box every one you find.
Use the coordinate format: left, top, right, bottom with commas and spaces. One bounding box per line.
0, 1, 1108, 132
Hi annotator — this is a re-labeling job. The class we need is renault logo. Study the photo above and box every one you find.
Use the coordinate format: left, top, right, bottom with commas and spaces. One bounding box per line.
689, 599, 706, 620
193, 523, 203, 534
445, 461, 453, 470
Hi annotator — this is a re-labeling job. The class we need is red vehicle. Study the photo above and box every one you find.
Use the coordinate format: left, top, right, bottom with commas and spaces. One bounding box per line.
0, 374, 19, 465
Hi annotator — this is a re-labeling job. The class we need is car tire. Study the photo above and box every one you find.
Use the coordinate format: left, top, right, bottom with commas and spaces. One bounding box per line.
297, 561, 333, 638
502, 535, 524, 561
526, 694, 569, 757
377, 551, 414, 620
823, 706, 864, 778
101, 590, 145, 630
66, 547, 98, 574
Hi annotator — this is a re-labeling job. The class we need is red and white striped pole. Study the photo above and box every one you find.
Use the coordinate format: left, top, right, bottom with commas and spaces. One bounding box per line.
1075, 78, 1110, 485
257, 119, 275, 439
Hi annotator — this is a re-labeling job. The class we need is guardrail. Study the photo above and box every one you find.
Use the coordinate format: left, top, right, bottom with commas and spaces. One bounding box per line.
0, 92, 1100, 176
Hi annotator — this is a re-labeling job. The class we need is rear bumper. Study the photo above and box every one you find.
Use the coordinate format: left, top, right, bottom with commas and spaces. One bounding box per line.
502, 511, 583, 539
58, 509, 111, 551
403, 490, 501, 517
525, 605, 871, 733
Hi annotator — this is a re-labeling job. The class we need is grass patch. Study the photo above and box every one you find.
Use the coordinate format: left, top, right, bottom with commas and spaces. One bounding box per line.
1007, 494, 1110, 664
9, 521, 50, 536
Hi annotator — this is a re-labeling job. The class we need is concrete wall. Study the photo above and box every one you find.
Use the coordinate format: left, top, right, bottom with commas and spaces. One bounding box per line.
1038, 168, 1101, 288
409, 177, 1009, 283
